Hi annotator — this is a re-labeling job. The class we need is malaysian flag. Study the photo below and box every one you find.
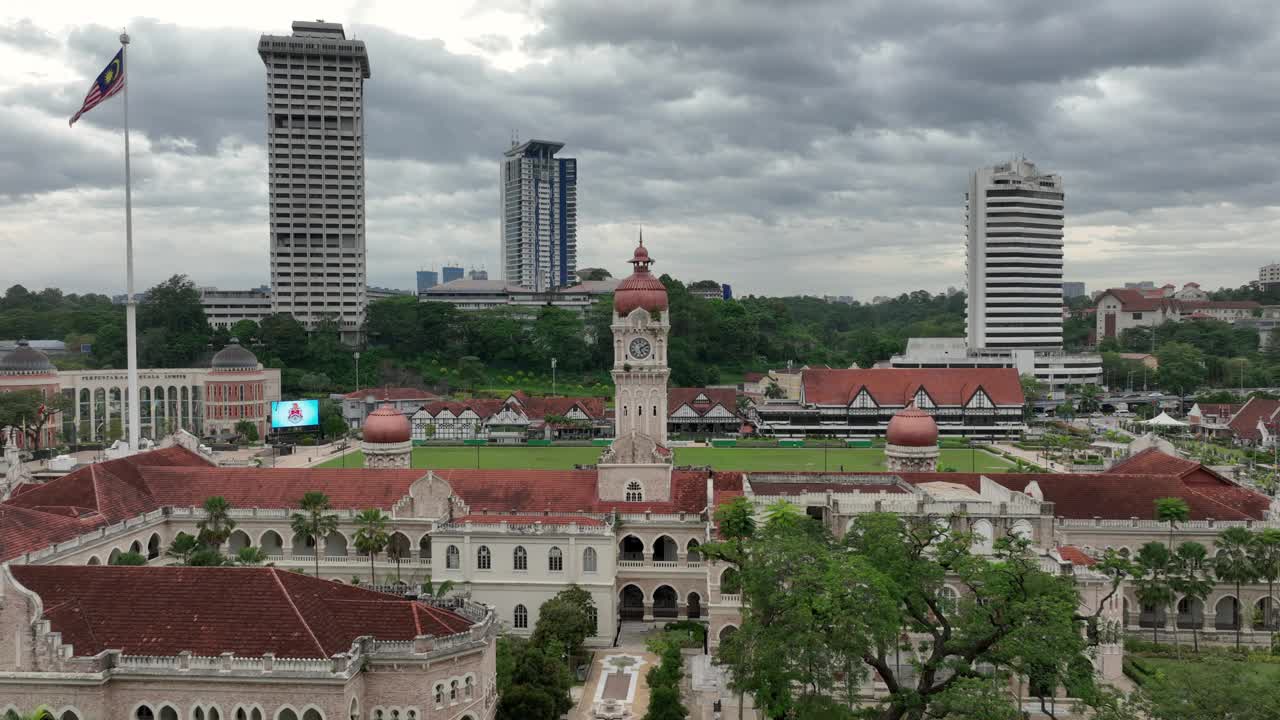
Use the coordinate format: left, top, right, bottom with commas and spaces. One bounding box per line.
69, 48, 125, 126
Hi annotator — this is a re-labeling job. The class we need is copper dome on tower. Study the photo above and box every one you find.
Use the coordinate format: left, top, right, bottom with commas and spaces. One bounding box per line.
886, 403, 939, 448
363, 404, 412, 444
613, 241, 668, 316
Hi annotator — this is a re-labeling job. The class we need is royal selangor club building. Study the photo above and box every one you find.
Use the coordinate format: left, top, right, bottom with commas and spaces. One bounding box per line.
753, 367, 1026, 438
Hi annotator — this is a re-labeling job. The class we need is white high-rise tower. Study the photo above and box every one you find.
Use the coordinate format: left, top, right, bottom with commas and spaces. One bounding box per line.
965, 158, 1064, 350
259, 21, 370, 344
500, 140, 578, 292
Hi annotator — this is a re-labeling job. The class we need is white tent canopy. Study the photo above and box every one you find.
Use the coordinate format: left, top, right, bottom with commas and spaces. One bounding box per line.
1142, 412, 1188, 427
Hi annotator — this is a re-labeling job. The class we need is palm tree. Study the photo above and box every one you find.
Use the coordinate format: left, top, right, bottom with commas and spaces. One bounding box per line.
1213, 526, 1258, 651
1172, 541, 1212, 653
421, 575, 456, 599
235, 546, 268, 566
197, 495, 237, 553
1135, 542, 1175, 646
1154, 497, 1191, 551
352, 508, 390, 586
290, 491, 339, 578
1252, 529, 1280, 642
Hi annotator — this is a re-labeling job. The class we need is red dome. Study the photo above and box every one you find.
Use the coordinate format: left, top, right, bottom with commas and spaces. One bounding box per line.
363, 404, 411, 444
614, 243, 668, 315
886, 404, 938, 448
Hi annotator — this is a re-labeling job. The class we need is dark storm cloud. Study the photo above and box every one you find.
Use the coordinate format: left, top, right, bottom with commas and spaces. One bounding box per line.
2, 0, 1280, 296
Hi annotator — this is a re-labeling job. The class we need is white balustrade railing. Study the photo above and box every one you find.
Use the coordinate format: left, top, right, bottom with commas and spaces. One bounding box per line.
1056, 517, 1273, 530
719, 594, 742, 605
263, 553, 432, 566
435, 520, 613, 536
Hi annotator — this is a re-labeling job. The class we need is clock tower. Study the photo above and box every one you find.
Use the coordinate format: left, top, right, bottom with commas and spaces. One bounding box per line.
610, 240, 670, 445
597, 239, 673, 504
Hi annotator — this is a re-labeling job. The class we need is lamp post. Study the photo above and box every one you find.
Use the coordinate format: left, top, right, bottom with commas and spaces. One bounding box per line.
551, 357, 558, 396
354, 352, 361, 394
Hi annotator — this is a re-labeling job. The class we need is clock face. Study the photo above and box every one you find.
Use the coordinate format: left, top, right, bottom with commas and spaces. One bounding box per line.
629, 337, 652, 360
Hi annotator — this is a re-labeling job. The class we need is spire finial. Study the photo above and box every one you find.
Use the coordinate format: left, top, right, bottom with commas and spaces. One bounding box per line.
639, 225, 644, 246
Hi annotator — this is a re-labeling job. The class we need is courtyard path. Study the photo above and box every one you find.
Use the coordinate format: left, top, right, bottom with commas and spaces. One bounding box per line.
570, 624, 661, 720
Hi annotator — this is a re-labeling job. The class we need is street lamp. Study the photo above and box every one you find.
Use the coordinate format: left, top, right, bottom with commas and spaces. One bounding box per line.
551, 357, 558, 396
354, 352, 361, 394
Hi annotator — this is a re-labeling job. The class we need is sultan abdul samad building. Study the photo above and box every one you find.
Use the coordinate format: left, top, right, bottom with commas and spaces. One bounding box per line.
2, 243, 1279, 719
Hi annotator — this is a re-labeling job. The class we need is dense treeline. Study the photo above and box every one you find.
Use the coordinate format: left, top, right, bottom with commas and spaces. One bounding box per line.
6, 275, 1275, 395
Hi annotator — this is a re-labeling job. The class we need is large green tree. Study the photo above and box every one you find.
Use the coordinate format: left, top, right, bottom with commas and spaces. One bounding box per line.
136, 275, 210, 367
531, 585, 597, 663
711, 506, 1095, 720
1155, 342, 1208, 392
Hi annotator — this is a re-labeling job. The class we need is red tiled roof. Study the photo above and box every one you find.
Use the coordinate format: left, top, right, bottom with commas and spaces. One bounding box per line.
418, 399, 505, 418
1228, 397, 1280, 442
802, 368, 1024, 407
344, 387, 438, 401
452, 514, 606, 526
1193, 402, 1242, 419
520, 396, 607, 421
1106, 447, 1200, 476
1058, 546, 1097, 567
139, 467, 426, 510
743, 372, 766, 383
1099, 288, 1177, 312
1101, 289, 1261, 314
0, 504, 96, 561
436, 468, 711, 515
10, 566, 473, 658
668, 387, 739, 418
749, 481, 908, 495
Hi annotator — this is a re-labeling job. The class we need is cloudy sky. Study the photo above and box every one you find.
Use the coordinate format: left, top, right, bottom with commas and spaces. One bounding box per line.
3, 1, 1279, 300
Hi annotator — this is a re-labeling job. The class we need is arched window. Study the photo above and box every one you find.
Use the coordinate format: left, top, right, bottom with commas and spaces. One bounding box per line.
583, 547, 598, 573
687, 539, 701, 562
136, 707, 155, 720
446, 545, 460, 569
514, 545, 528, 571
625, 481, 643, 503
160, 708, 179, 720
450, 680, 459, 702
275, 709, 298, 720
477, 545, 491, 570
588, 604, 599, 629
465, 676, 475, 699
60, 711, 82, 720
301, 710, 321, 720
434, 684, 444, 707
514, 604, 529, 629
549, 546, 564, 572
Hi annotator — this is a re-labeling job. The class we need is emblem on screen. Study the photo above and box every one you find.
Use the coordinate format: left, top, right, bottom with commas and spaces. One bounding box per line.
287, 403, 305, 424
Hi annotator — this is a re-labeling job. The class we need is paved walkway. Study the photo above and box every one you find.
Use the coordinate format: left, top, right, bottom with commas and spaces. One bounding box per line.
569, 623, 661, 720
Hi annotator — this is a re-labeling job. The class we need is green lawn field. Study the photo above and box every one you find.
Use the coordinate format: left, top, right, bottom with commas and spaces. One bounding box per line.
316, 446, 1014, 473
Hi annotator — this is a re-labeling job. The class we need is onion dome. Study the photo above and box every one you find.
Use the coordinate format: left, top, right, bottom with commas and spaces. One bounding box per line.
886, 403, 939, 448
210, 338, 259, 371
614, 241, 669, 315
363, 404, 411, 444
0, 339, 55, 375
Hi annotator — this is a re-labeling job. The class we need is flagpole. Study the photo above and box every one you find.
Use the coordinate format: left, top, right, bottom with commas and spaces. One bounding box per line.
121, 30, 141, 455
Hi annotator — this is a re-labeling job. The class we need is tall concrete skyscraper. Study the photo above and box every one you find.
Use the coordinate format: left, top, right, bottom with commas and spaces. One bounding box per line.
259, 21, 370, 344
501, 140, 577, 291
965, 158, 1064, 350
